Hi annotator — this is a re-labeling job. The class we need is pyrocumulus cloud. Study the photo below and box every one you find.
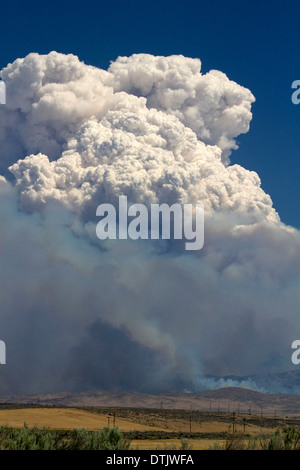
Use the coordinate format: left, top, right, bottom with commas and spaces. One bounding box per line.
0, 51, 299, 395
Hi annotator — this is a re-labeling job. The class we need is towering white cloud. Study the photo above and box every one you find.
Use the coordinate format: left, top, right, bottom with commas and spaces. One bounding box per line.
109, 54, 255, 163
0, 51, 299, 394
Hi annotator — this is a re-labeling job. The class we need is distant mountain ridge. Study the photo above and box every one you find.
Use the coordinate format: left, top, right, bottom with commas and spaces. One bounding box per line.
1, 385, 300, 416
1, 370, 300, 415
220, 370, 300, 394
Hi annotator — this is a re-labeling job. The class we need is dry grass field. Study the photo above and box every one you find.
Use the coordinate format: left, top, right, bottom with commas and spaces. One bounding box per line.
0, 408, 166, 432
0, 405, 298, 450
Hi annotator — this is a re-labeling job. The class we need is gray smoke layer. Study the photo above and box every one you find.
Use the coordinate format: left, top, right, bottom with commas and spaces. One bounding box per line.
0, 51, 299, 395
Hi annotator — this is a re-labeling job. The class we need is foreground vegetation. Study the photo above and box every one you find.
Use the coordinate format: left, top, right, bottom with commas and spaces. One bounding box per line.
213, 427, 300, 450
0, 425, 130, 450
1, 424, 300, 450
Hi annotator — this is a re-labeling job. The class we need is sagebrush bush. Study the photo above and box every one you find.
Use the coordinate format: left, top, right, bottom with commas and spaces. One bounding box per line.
221, 426, 300, 451
0, 425, 130, 450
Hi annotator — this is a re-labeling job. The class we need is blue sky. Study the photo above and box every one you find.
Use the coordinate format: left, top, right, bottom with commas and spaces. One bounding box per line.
2, 0, 300, 227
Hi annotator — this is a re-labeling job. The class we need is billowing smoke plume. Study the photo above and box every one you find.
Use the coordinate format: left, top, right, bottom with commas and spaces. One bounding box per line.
0, 51, 299, 395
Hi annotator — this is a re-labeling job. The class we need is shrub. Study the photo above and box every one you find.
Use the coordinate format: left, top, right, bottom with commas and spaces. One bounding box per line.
0, 425, 130, 450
